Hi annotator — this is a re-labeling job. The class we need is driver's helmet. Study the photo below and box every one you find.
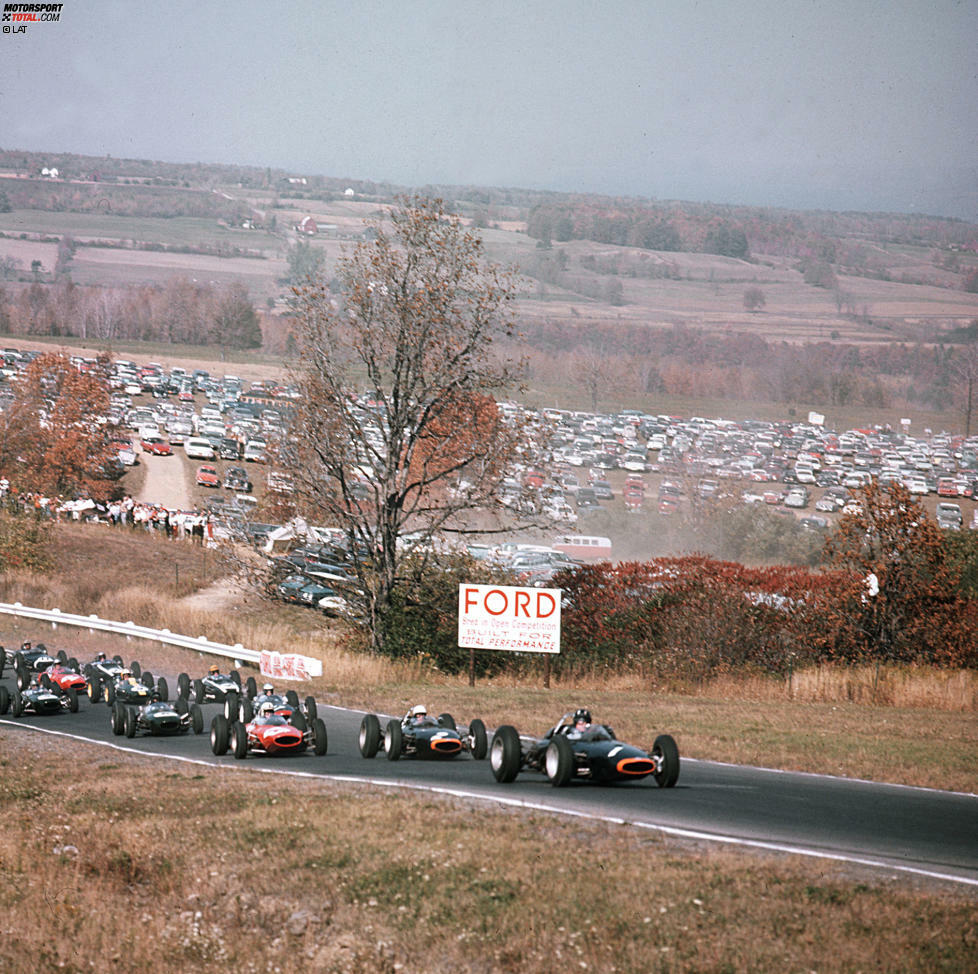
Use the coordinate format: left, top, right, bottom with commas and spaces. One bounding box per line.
21, 641, 30, 651
572, 707, 592, 727
209, 664, 219, 674
96, 652, 106, 661
120, 668, 132, 679
259, 701, 275, 717
262, 683, 274, 694
410, 704, 427, 720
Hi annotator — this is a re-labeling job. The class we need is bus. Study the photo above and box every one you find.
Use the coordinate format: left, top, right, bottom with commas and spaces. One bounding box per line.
551, 535, 613, 561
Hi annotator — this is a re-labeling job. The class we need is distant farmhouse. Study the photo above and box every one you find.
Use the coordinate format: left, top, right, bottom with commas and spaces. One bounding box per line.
295, 216, 317, 235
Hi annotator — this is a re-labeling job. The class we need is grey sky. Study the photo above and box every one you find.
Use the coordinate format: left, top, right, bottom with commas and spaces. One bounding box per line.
3, 0, 976, 219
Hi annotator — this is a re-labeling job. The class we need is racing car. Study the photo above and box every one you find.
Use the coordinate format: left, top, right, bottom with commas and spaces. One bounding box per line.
83, 653, 144, 700
358, 705, 488, 761
234, 684, 319, 729
488, 708, 680, 788
110, 697, 204, 738
97, 670, 158, 707
209, 705, 327, 759
40, 662, 88, 696
0, 679, 80, 717
177, 666, 243, 712
3, 641, 59, 686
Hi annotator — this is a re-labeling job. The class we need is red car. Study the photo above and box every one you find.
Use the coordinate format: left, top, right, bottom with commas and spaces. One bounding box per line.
209, 712, 327, 759
42, 663, 87, 694
141, 435, 172, 456
195, 463, 220, 487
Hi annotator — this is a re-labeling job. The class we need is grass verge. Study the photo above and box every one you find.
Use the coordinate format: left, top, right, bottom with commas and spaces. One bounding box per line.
0, 733, 974, 974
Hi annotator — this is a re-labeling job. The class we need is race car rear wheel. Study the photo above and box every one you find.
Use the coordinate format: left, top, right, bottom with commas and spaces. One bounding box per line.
177, 673, 191, 699
545, 735, 574, 787
87, 678, 100, 702
384, 719, 402, 761
245, 676, 257, 699
103, 683, 116, 706
231, 721, 248, 759
223, 691, 239, 722
312, 717, 328, 755
174, 696, 189, 716
111, 702, 124, 736
438, 712, 457, 730
210, 714, 229, 755
141, 671, 154, 690
290, 710, 307, 732
130, 661, 141, 679
0, 653, 4, 678
229, 670, 241, 689
0, 685, 9, 715
305, 696, 318, 722
113, 655, 123, 664
359, 714, 381, 757
190, 704, 204, 735
40, 673, 53, 690
490, 726, 521, 783
67, 657, 78, 672
194, 680, 204, 705
156, 677, 169, 702
239, 697, 253, 724
66, 687, 79, 713
11, 690, 23, 718
652, 734, 680, 788
56, 649, 67, 664
286, 689, 300, 709
124, 707, 137, 738
468, 719, 488, 760
16, 662, 28, 691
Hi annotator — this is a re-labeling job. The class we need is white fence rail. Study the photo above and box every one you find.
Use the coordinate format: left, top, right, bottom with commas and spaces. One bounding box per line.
0, 601, 259, 665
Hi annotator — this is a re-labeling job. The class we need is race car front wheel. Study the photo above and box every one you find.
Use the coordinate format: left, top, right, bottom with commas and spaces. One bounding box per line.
384, 719, 402, 761
490, 726, 521, 783
652, 734, 680, 788
468, 719, 488, 760
359, 714, 381, 758
545, 735, 574, 787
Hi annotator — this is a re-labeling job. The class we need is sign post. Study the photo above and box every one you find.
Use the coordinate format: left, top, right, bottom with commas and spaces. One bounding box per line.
458, 583, 561, 687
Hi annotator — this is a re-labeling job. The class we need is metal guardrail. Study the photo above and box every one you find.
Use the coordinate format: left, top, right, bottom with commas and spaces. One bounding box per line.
0, 601, 258, 666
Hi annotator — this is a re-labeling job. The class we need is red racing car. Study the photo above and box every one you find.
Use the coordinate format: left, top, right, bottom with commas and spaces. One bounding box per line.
209, 706, 327, 760
41, 663, 88, 696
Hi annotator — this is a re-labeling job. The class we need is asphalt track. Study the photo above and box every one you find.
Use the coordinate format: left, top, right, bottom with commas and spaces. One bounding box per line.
3, 675, 976, 890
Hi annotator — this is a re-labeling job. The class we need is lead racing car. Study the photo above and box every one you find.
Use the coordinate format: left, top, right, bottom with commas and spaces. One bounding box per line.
209, 701, 327, 760
489, 708, 680, 788
358, 705, 488, 761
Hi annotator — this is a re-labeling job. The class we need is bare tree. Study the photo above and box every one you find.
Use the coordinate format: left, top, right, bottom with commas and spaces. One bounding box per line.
284, 197, 534, 652
951, 344, 978, 436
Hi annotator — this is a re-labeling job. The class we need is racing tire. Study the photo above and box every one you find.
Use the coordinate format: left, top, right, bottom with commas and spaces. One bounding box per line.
468, 718, 488, 760
11, 690, 23, 718
56, 649, 67, 664
40, 672, 53, 690
239, 697, 253, 724
545, 735, 574, 787
304, 695, 318, 722
87, 678, 100, 703
67, 657, 79, 672
111, 702, 124, 736
489, 726, 522, 783
231, 721, 248, 759
438, 712, 457, 731
193, 679, 204, 705
652, 734, 680, 788
124, 706, 137, 739
156, 677, 169, 702
245, 676, 257, 699
190, 703, 204, 735
140, 670, 154, 690
359, 714, 381, 758
384, 719, 402, 761
0, 653, 4, 678
210, 714, 230, 755
229, 670, 241, 689
0, 685, 9, 715
130, 661, 141, 680
66, 687, 79, 713
290, 710, 307, 732
113, 655, 123, 664
177, 673, 191, 699
174, 696, 189, 716
286, 689, 300, 709
312, 717, 328, 755
16, 662, 28, 691
103, 682, 116, 706
223, 691, 239, 722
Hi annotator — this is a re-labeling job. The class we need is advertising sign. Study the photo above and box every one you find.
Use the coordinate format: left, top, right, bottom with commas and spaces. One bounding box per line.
458, 584, 561, 654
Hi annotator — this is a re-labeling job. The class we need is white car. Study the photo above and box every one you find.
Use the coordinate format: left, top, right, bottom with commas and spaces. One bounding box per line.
184, 437, 216, 460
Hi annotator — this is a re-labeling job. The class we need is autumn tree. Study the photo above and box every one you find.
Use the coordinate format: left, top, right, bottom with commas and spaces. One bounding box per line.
823, 481, 978, 666
0, 352, 117, 501
743, 286, 766, 312
284, 197, 533, 653
212, 281, 262, 353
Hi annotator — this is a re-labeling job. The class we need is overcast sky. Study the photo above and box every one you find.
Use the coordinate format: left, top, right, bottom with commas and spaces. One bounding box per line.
3, 0, 976, 219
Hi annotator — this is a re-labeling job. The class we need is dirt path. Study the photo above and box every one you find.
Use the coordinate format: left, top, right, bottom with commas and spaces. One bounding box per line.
135, 451, 192, 510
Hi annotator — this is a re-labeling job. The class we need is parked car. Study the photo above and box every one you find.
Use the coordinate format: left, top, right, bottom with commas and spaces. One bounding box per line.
184, 437, 216, 460
140, 435, 172, 456
195, 464, 220, 488
223, 466, 252, 492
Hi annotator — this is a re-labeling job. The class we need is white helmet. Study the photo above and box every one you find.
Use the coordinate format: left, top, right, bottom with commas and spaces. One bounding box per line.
262, 683, 274, 693
410, 704, 427, 718
259, 702, 275, 717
